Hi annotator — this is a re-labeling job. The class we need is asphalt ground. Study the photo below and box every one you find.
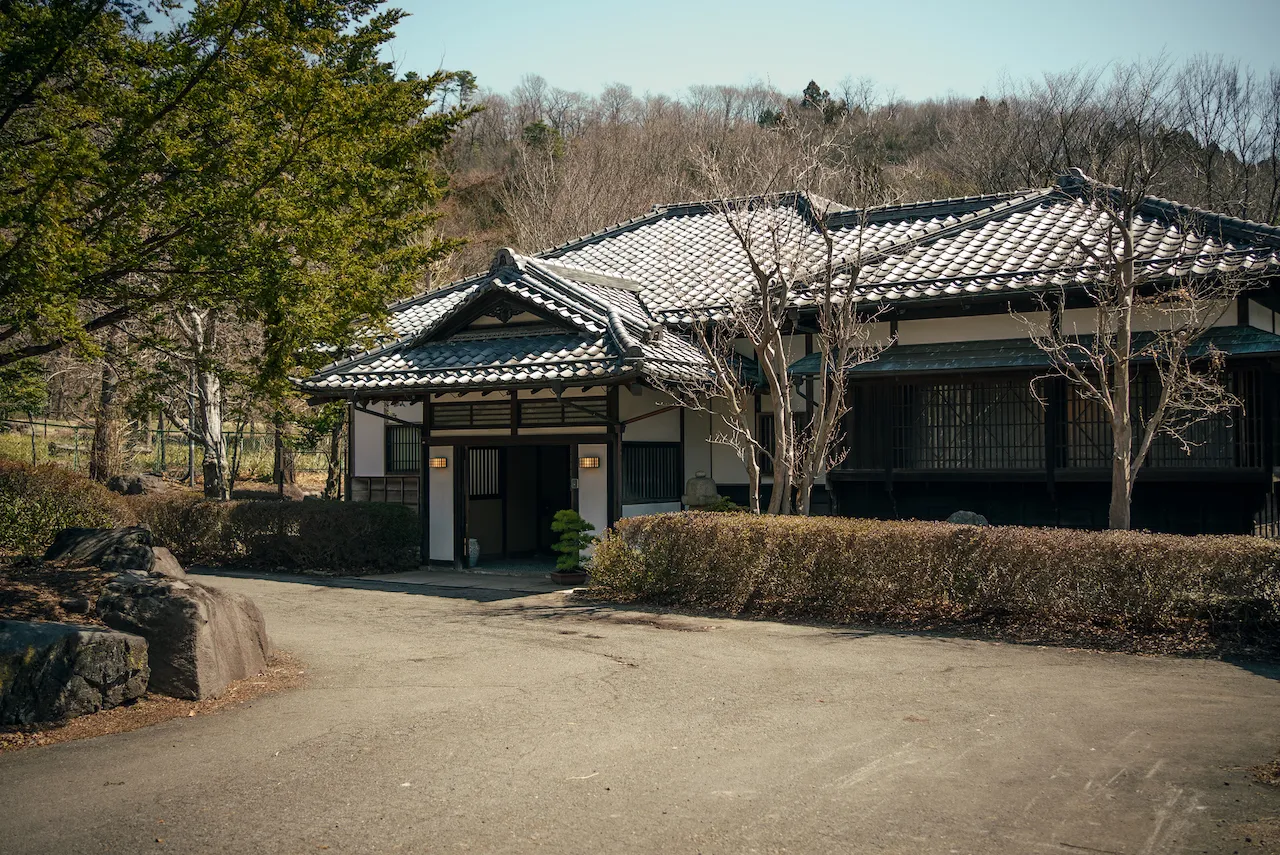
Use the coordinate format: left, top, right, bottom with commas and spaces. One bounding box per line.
2, 570, 1278, 854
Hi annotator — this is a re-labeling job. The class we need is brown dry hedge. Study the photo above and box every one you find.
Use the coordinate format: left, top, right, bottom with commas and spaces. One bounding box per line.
0, 459, 419, 573
0, 459, 135, 552
588, 512, 1280, 642
130, 492, 419, 573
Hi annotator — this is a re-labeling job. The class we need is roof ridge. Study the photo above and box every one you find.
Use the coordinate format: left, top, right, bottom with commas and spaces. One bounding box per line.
856, 246, 1278, 292
852, 189, 1040, 223
384, 270, 487, 314
828, 189, 1056, 277
1056, 169, 1280, 247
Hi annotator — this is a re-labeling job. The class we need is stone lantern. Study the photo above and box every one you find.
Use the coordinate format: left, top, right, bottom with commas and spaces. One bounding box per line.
682, 470, 720, 510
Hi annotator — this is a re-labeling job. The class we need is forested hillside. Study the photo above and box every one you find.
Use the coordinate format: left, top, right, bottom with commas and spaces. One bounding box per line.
433, 59, 1280, 280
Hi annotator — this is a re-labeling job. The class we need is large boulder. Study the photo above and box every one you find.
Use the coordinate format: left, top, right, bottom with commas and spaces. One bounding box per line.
150, 547, 187, 579
96, 575, 269, 700
43, 526, 155, 575
0, 621, 149, 725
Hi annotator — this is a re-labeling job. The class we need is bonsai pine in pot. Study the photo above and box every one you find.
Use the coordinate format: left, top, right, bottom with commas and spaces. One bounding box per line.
550, 509, 595, 584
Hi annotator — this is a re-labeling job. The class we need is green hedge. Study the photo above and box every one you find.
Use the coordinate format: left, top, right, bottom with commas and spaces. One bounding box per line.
588, 512, 1280, 642
0, 459, 135, 552
130, 493, 419, 573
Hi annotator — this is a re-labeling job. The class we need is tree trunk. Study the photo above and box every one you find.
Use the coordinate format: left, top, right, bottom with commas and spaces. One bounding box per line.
1108, 416, 1133, 530
274, 424, 296, 496
89, 340, 121, 482
1108, 241, 1137, 531
324, 417, 343, 500
196, 364, 229, 500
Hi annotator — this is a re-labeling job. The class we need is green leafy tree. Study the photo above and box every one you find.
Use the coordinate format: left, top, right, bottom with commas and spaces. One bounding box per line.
0, 0, 474, 497
550, 509, 596, 572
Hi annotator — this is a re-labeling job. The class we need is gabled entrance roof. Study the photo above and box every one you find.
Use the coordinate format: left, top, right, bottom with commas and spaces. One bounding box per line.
299, 250, 710, 396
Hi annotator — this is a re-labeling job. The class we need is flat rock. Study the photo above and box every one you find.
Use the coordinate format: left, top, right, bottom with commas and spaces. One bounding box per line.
43, 527, 155, 575
0, 620, 149, 725
96, 576, 269, 700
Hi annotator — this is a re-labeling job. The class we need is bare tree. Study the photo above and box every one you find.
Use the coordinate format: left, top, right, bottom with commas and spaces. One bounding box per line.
653, 130, 890, 514
651, 321, 764, 512
1019, 56, 1264, 530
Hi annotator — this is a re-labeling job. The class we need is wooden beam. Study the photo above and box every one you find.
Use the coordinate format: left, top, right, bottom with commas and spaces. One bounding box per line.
345, 402, 354, 502
419, 396, 431, 566
453, 444, 465, 570
607, 387, 621, 526
354, 405, 419, 428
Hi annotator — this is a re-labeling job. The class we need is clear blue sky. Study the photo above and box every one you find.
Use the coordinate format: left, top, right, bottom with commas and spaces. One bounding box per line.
385, 0, 1280, 100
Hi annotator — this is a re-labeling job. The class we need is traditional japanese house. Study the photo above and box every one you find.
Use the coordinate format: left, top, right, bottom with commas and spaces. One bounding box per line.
299, 172, 1280, 566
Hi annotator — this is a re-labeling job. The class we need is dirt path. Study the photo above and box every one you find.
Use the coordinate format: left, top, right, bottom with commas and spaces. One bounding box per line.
2, 571, 1277, 854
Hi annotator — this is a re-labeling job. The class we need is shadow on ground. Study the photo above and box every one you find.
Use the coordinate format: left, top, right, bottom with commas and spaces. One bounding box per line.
188, 568, 552, 603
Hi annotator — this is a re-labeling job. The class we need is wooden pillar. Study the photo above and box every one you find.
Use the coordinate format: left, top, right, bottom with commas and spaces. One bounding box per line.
678, 405, 686, 489
419, 396, 431, 566
881, 379, 894, 494
607, 387, 621, 526
1045, 376, 1064, 500
569, 441, 580, 513
453, 443, 466, 570
344, 402, 354, 502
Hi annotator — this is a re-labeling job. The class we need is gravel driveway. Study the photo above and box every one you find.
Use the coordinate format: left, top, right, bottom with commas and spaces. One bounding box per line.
2, 571, 1278, 854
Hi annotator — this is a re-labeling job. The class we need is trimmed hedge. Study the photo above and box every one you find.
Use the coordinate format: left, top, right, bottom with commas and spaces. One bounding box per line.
0, 459, 135, 552
588, 513, 1280, 643
130, 493, 419, 573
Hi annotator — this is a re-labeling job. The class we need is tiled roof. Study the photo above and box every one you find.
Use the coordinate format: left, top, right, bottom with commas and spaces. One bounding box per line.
539, 177, 1280, 320
299, 251, 710, 395
302, 173, 1280, 396
788, 325, 1280, 376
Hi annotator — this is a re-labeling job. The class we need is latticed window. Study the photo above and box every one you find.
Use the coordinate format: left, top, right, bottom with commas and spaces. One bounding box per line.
385, 425, 420, 474
430, 401, 511, 429
622, 443, 681, 503
1067, 368, 1261, 469
519, 397, 609, 427
893, 378, 1045, 470
468, 447, 501, 498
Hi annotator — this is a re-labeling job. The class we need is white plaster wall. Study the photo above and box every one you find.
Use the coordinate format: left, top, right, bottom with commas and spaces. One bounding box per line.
352, 408, 385, 476
577, 443, 609, 543
352, 402, 423, 476
619, 389, 680, 442
1060, 301, 1237, 337
1249, 299, 1277, 334
709, 398, 750, 485
622, 502, 681, 517
896, 313, 1031, 345
684, 408, 713, 482
428, 445, 453, 563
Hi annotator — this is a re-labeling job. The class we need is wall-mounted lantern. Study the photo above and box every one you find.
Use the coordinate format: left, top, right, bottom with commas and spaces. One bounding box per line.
578, 456, 600, 469
428, 457, 448, 469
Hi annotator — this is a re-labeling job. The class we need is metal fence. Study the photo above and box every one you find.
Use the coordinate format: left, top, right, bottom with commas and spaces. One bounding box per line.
0, 418, 338, 484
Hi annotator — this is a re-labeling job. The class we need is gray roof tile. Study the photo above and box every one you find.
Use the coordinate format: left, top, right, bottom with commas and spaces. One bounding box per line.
302, 175, 1280, 396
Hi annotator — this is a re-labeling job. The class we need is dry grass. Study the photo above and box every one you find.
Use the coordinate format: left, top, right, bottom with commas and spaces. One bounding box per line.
0, 651, 305, 753
0, 555, 115, 625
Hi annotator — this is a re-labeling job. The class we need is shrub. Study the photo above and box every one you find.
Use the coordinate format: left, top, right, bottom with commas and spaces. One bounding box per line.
131, 494, 419, 573
0, 459, 134, 552
551, 509, 596, 571
588, 513, 1280, 644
